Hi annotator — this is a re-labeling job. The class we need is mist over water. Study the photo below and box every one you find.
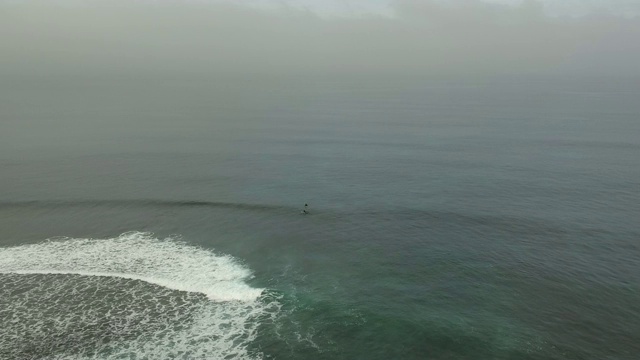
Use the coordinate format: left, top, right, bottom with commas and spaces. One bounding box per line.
1, 73, 639, 359
3, 0, 640, 77
2, 1, 640, 359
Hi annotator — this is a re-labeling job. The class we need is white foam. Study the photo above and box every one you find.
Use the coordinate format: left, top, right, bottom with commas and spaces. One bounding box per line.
0, 232, 280, 359
0, 231, 262, 302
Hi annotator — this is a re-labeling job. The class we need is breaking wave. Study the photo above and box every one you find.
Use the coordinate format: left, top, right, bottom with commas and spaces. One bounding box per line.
0, 232, 279, 359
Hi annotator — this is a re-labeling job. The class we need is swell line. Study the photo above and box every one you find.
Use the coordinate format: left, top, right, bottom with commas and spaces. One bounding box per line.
0, 199, 292, 212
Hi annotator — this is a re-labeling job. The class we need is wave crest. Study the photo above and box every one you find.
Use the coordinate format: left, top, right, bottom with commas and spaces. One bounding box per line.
0, 231, 262, 302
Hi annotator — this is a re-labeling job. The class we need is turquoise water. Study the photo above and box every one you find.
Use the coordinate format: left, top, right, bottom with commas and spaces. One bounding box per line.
1, 75, 639, 359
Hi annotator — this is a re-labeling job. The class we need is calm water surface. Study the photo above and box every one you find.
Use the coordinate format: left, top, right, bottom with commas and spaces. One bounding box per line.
1, 75, 639, 359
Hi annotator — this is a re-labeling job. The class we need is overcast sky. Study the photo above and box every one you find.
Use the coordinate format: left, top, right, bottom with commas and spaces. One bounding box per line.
1, 0, 639, 77
236, 0, 640, 18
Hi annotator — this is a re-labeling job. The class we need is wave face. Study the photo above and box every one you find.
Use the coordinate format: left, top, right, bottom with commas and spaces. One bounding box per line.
0, 232, 279, 359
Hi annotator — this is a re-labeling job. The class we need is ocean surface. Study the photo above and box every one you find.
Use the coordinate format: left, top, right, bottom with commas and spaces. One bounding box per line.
1, 74, 639, 359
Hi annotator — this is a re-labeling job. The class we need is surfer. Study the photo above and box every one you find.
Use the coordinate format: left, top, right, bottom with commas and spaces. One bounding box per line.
301, 203, 308, 214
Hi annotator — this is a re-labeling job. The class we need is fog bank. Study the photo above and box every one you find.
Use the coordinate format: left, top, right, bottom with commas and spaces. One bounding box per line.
1, 0, 639, 78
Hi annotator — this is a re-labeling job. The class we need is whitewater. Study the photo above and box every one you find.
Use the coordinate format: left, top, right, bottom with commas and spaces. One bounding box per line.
0, 232, 280, 359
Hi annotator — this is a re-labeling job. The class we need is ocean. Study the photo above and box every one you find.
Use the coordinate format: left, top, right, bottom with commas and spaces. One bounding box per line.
1, 74, 639, 359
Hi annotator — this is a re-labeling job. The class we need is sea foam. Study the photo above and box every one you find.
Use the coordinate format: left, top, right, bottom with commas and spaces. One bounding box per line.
0, 231, 262, 302
0, 232, 278, 359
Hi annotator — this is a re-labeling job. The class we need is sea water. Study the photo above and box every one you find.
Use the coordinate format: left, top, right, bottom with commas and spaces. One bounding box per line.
1, 74, 639, 359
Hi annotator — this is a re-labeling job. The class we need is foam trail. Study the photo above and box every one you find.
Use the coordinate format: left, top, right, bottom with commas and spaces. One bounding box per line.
0, 232, 279, 359
0, 231, 262, 301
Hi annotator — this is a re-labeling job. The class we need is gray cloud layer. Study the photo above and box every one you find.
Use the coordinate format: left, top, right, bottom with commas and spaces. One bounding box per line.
1, 0, 639, 77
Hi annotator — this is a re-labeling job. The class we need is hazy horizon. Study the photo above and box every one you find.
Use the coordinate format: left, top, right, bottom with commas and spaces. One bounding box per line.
2, 1, 640, 359
2, 0, 640, 79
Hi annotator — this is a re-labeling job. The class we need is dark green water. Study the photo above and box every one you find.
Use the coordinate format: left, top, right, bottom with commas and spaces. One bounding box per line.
1, 75, 639, 359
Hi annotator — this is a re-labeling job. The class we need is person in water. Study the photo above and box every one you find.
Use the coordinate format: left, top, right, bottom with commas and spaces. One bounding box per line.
302, 203, 308, 214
